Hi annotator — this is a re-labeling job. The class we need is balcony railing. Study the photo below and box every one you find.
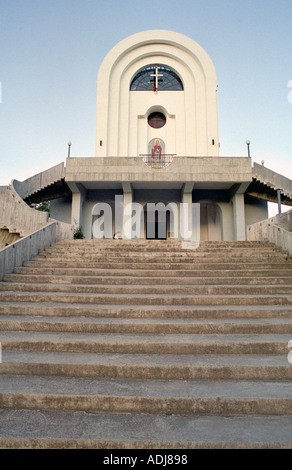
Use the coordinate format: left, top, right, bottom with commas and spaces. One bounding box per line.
141, 154, 176, 169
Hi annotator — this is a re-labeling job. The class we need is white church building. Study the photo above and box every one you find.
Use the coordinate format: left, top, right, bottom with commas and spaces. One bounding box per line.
7, 30, 292, 242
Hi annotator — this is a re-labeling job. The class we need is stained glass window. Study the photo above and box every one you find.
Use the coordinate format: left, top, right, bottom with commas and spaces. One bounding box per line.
130, 65, 183, 91
148, 112, 166, 129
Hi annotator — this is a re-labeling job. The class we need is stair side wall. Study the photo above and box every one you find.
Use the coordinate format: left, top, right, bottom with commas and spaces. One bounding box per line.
248, 209, 292, 257
0, 186, 48, 237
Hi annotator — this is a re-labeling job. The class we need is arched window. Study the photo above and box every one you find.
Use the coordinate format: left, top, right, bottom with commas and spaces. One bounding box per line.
130, 65, 183, 91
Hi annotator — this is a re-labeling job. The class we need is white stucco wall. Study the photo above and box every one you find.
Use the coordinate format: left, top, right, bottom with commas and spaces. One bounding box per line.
95, 30, 219, 158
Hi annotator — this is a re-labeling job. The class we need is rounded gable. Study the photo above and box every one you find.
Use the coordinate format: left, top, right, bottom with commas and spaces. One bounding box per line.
95, 30, 219, 157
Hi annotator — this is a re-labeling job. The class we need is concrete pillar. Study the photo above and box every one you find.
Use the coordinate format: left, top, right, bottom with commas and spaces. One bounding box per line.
181, 183, 194, 240
122, 183, 133, 239
71, 193, 82, 228
68, 183, 86, 230
232, 193, 246, 241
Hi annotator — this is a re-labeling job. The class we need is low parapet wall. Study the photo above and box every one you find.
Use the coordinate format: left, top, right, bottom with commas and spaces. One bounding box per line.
0, 183, 73, 239
268, 210, 292, 231
247, 209, 292, 258
0, 185, 48, 236
0, 223, 55, 280
0, 181, 73, 279
0, 220, 73, 280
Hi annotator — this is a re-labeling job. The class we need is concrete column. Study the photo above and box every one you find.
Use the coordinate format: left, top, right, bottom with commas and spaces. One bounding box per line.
181, 183, 194, 240
68, 183, 86, 230
232, 193, 246, 241
71, 193, 82, 228
122, 182, 133, 239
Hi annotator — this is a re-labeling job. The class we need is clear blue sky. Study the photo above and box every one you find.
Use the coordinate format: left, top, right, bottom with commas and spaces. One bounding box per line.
1, 0, 292, 214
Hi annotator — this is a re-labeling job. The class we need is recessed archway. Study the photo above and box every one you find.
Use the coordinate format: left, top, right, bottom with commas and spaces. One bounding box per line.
200, 201, 223, 241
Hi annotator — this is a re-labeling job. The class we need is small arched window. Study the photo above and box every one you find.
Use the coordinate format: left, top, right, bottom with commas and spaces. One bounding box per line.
130, 65, 183, 91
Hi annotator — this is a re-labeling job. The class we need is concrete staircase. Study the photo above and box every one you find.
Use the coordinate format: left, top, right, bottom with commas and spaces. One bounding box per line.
0, 187, 48, 239
0, 229, 21, 249
0, 239, 291, 449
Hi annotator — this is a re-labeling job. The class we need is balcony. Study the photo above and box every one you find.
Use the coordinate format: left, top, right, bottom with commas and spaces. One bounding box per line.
141, 154, 175, 169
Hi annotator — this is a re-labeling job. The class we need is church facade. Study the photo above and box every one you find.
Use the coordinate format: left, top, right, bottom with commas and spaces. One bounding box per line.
20, 30, 291, 242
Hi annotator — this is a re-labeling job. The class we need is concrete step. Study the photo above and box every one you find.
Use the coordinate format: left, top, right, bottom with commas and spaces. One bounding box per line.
0, 392, 291, 416
2, 349, 291, 367
1, 281, 291, 296
1, 353, 292, 386
2, 353, 291, 377
23, 260, 292, 270
43, 248, 284, 257
0, 239, 291, 449
1, 438, 291, 449
32, 250, 287, 263
13, 266, 292, 277
1, 291, 292, 306
4, 273, 292, 286
1, 317, 291, 334
1, 375, 291, 399
0, 411, 291, 448
50, 240, 274, 248
39, 241, 290, 263
0, 332, 290, 355
2, 314, 292, 323
1, 374, 291, 435
41, 241, 282, 249
14, 265, 291, 278
1, 303, 291, 319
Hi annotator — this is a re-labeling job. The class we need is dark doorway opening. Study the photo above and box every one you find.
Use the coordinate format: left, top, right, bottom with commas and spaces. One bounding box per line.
145, 209, 167, 240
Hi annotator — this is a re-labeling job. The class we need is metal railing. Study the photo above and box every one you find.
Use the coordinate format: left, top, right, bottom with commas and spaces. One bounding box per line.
141, 154, 176, 169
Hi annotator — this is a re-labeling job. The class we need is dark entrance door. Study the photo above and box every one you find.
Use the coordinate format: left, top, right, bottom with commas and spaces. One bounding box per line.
145, 210, 167, 240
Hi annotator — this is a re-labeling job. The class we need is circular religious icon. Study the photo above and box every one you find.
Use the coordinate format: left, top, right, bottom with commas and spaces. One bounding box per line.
152, 139, 162, 160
